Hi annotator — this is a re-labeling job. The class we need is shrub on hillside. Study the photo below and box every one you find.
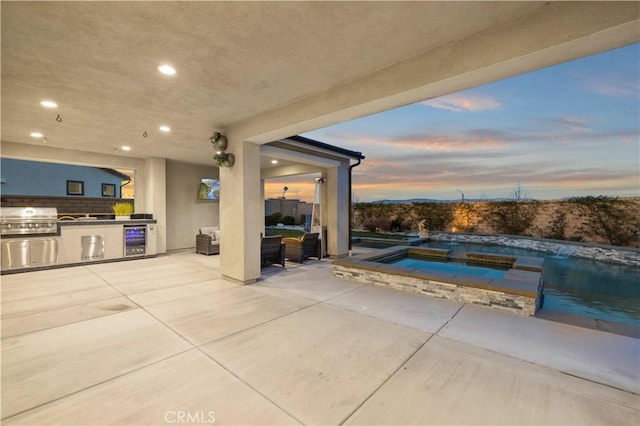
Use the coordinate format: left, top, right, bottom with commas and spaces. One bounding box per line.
412, 202, 454, 232
484, 200, 539, 235
389, 218, 408, 232
541, 207, 569, 240
363, 217, 391, 233
451, 202, 478, 232
569, 196, 638, 246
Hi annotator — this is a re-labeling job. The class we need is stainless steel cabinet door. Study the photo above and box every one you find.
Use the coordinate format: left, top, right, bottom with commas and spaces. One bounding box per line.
30, 239, 58, 266
81, 235, 104, 261
1, 240, 30, 269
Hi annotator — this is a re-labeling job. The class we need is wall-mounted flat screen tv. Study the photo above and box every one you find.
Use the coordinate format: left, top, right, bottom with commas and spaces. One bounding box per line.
198, 178, 220, 201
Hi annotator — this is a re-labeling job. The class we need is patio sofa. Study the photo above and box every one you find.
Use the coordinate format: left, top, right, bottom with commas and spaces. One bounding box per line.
283, 232, 321, 263
261, 235, 285, 267
196, 226, 220, 255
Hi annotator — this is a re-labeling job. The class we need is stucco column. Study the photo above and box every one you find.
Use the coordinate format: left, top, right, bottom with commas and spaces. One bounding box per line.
219, 140, 261, 284
144, 157, 166, 254
319, 171, 328, 257
260, 179, 265, 237
326, 163, 350, 258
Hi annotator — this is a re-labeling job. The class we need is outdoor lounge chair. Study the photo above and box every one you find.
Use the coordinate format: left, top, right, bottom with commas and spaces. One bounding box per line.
196, 227, 220, 255
283, 232, 321, 263
261, 235, 285, 267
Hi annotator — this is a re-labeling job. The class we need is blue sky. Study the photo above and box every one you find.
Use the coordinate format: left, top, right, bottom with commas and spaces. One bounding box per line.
276, 42, 639, 202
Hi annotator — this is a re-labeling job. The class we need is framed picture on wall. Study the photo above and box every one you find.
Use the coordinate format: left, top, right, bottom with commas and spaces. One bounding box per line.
102, 183, 116, 197
66, 180, 84, 196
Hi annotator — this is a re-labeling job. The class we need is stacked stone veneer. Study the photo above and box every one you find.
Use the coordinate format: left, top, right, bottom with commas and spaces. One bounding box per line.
333, 248, 543, 317
1, 195, 131, 217
430, 232, 640, 266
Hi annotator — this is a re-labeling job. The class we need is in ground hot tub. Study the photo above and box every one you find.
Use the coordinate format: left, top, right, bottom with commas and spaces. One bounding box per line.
333, 246, 544, 316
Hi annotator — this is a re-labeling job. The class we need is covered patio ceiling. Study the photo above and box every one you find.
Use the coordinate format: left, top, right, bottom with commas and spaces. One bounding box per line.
2, 2, 638, 166
260, 136, 365, 182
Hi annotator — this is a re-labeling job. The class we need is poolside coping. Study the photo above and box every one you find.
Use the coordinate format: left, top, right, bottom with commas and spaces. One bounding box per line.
333, 246, 544, 316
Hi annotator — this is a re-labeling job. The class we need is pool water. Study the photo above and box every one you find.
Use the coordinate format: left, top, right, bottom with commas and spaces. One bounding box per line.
418, 241, 640, 326
389, 256, 508, 280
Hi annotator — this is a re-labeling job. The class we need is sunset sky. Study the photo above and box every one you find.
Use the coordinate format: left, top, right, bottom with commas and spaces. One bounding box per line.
265, 43, 639, 203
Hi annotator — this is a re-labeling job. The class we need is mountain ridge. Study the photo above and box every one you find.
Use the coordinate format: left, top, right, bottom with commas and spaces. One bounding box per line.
365, 197, 513, 204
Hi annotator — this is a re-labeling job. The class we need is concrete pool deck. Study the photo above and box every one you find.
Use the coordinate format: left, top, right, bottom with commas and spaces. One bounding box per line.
1, 249, 639, 424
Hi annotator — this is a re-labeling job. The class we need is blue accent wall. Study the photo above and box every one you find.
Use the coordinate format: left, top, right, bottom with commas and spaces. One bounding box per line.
0, 158, 125, 198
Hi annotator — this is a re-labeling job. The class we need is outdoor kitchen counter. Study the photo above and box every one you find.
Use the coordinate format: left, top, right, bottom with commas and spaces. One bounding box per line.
57, 220, 157, 265
1, 213, 157, 274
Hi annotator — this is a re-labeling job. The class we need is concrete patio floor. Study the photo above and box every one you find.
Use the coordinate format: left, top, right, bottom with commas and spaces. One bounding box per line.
1, 250, 639, 425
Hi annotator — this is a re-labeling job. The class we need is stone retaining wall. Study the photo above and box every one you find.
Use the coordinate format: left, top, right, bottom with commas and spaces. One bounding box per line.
429, 232, 640, 266
333, 264, 539, 316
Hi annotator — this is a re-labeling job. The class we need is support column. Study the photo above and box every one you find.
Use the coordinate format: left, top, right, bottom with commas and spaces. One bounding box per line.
144, 157, 166, 254
319, 171, 328, 257
220, 140, 261, 284
326, 163, 350, 258
260, 179, 265, 237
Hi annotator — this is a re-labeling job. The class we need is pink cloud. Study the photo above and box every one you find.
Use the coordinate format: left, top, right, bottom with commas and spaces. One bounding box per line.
391, 137, 506, 152
346, 134, 507, 152
422, 94, 502, 112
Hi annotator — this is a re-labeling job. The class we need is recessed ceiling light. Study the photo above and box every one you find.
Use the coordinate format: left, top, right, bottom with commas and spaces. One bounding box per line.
158, 65, 176, 75
40, 100, 58, 108
271, 159, 278, 164
159, 125, 171, 132
30, 132, 43, 138
121, 146, 131, 151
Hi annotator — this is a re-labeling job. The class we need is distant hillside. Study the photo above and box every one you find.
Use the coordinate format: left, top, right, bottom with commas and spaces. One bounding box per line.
367, 196, 639, 204
353, 197, 640, 247
368, 198, 511, 204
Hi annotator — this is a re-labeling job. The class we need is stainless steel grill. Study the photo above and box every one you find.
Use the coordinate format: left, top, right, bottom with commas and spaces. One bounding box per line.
1, 207, 58, 236
1, 207, 59, 270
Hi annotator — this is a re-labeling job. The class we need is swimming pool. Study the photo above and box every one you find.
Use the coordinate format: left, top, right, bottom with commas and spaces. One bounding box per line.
418, 240, 640, 326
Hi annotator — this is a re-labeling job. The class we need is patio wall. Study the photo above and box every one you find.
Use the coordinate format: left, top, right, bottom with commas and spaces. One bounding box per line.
165, 160, 219, 251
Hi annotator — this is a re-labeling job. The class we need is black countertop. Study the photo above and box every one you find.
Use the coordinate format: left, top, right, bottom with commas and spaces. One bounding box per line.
1, 219, 157, 239
57, 219, 157, 226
